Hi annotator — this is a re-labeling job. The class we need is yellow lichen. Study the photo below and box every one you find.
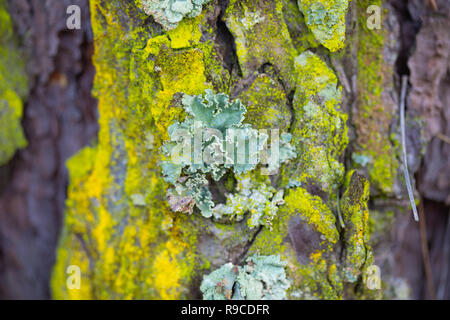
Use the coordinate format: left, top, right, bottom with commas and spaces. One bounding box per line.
0, 0, 28, 165
152, 240, 188, 299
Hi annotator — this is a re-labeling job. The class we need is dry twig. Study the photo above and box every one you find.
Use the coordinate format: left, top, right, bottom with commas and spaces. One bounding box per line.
436, 133, 450, 145
400, 76, 419, 221
426, 0, 439, 12
418, 192, 436, 299
437, 211, 450, 299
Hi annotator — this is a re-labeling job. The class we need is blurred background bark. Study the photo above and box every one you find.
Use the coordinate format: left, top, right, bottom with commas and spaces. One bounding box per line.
0, 0, 97, 299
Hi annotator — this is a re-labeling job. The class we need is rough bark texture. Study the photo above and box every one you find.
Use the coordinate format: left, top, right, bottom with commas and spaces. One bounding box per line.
0, 0, 448, 299
0, 0, 97, 299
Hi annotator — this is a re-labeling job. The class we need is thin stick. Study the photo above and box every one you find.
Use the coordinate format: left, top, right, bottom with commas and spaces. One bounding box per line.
436, 133, 450, 145
336, 189, 345, 229
437, 211, 450, 299
400, 76, 419, 221
427, 0, 439, 12
418, 193, 436, 299
331, 58, 351, 94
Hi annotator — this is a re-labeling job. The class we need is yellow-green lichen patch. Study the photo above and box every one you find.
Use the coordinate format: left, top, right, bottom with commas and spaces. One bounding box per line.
0, 0, 28, 165
224, 0, 298, 90
297, 0, 348, 52
51, 146, 97, 300
284, 187, 339, 245
282, 51, 348, 191
288, 257, 343, 299
239, 74, 291, 131
153, 46, 209, 133
141, 11, 231, 136
52, 0, 217, 299
353, 0, 399, 194
166, 14, 203, 49
152, 239, 191, 299
282, 0, 321, 54
249, 187, 342, 299
341, 170, 373, 284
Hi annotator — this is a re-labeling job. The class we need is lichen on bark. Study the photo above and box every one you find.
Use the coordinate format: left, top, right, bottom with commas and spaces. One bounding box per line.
0, 0, 28, 165
201, 255, 291, 300
51, 0, 377, 300
138, 0, 211, 31
297, 0, 348, 52
352, 0, 401, 195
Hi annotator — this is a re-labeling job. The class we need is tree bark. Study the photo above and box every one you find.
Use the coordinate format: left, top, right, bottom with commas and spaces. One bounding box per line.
0, 0, 448, 300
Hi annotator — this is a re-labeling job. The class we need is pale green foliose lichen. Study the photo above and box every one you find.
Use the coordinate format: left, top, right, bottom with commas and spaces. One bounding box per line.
200, 255, 291, 300
139, 0, 211, 30
161, 89, 296, 223
297, 0, 348, 52
352, 153, 372, 168
212, 173, 285, 229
